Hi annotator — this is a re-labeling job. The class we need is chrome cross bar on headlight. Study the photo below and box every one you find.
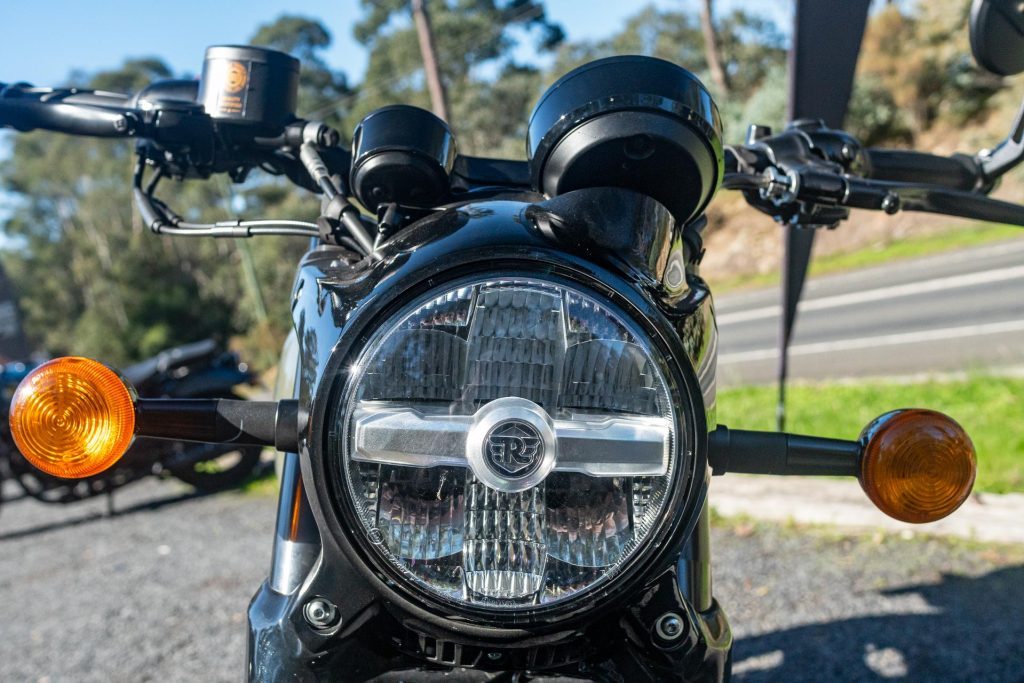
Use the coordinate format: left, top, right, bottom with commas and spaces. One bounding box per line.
351, 396, 670, 493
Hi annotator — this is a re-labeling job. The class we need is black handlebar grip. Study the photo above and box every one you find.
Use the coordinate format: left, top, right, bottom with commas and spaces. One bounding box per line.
866, 148, 980, 191
0, 99, 136, 137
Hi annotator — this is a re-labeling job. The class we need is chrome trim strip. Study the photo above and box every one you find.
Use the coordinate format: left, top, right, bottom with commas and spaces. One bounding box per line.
351, 398, 671, 484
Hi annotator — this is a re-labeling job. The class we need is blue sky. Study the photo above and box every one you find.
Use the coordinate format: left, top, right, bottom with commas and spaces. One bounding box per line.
0, 1, 790, 87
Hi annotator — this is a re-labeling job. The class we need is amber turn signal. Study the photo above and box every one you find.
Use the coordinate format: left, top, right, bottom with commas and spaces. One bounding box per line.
9, 357, 136, 479
859, 409, 976, 524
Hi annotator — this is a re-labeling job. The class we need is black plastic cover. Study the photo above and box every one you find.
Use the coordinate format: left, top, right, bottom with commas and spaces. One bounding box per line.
130, 79, 200, 109
350, 104, 456, 211
527, 56, 723, 224
198, 45, 299, 129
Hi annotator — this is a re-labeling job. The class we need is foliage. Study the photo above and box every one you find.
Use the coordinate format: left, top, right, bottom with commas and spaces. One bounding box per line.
846, 74, 914, 147
857, 1, 1002, 137
348, 0, 564, 156
250, 15, 353, 130
729, 63, 788, 144
0, 57, 239, 365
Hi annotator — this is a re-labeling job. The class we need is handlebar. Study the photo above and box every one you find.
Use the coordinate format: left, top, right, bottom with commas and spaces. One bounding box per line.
0, 84, 140, 137
799, 169, 1024, 226
0, 82, 532, 191
865, 148, 981, 192
5, 78, 1022, 238
724, 121, 1024, 229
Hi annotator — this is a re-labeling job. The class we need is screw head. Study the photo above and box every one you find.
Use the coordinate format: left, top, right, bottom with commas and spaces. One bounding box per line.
881, 192, 901, 215
655, 612, 685, 641
303, 598, 340, 630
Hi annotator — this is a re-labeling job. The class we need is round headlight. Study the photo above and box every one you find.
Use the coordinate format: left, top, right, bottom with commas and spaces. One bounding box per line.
331, 277, 684, 610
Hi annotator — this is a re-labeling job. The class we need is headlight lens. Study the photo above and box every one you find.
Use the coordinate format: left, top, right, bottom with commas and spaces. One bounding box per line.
333, 277, 680, 610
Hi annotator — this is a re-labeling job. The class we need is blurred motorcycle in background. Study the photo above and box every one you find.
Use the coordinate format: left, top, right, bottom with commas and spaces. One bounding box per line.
0, 0, 1020, 679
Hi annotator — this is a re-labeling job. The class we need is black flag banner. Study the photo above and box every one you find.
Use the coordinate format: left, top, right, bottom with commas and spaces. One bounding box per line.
777, 0, 872, 429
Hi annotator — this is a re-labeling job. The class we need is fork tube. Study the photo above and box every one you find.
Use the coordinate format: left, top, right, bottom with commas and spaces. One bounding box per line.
269, 452, 321, 595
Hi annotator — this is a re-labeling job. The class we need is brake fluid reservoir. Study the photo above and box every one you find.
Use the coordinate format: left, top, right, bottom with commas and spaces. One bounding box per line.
198, 45, 299, 130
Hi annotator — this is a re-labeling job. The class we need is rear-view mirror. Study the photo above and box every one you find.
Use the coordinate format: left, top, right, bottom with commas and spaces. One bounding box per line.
970, 0, 1024, 76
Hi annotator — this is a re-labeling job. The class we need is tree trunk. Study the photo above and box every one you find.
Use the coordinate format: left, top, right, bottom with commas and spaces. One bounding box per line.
699, 0, 730, 95
411, 0, 450, 122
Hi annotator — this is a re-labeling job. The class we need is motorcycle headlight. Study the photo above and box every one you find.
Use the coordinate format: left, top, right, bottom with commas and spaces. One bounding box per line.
328, 276, 687, 611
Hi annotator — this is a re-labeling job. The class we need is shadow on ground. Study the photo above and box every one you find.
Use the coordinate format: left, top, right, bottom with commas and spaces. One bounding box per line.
0, 487, 214, 541
734, 565, 1024, 681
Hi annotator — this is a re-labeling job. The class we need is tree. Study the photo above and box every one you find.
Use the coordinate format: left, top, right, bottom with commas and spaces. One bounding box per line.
0, 77, 240, 363
550, 6, 704, 78
549, 5, 785, 142
411, 0, 450, 120
856, 1, 1001, 137
348, 0, 564, 156
700, 0, 730, 96
239, 15, 355, 366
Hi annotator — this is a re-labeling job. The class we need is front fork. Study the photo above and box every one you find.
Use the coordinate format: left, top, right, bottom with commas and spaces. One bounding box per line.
248, 454, 732, 681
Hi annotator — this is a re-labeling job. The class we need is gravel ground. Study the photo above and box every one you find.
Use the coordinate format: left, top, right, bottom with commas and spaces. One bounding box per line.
1, 479, 1022, 682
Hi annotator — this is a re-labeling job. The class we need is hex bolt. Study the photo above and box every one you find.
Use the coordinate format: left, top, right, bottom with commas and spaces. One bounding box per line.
304, 598, 340, 631
881, 192, 901, 215
655, 612, 685, 641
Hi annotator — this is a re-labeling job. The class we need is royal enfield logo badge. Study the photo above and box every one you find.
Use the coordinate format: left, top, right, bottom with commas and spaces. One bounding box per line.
484, 420, 543, 477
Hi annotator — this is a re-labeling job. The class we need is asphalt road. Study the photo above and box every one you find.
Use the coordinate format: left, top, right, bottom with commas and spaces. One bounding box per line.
1, 478, 1022, 682
714, 238, 1024, 386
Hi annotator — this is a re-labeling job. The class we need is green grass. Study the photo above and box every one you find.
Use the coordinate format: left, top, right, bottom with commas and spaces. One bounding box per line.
718, 375, 1024, 493
240, 470, 280, 497
710, 223, 1023, 293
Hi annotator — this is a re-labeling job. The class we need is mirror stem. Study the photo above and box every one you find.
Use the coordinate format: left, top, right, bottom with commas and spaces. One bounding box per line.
976, 95, 1024, 187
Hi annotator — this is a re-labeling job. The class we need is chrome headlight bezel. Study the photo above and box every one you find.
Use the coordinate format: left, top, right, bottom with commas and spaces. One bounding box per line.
309, 260, 709, 628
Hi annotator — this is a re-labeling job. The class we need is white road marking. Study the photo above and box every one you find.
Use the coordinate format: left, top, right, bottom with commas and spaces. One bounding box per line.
717, 264, 1024, 326
718, 319, 1024, 364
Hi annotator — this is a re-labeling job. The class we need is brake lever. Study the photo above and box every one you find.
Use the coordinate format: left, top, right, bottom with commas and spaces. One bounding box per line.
726, 164, 852, 228
757, 166, 1024, 228
725, 124, 866, 228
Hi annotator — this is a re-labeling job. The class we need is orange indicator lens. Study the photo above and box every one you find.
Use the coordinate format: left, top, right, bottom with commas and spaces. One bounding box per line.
9, 357, 135, 479
859, 409, 976, 524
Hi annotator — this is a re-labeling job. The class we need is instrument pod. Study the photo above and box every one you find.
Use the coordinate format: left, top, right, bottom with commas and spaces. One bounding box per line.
527, 55, 724, 225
